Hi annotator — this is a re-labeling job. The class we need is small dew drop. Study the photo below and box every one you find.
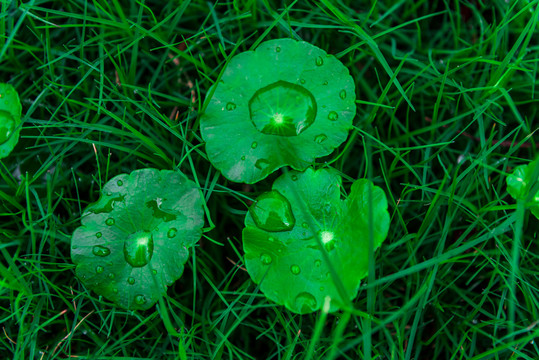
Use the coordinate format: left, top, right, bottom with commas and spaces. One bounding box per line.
135, 295, 146, 305
113, 288, 118, 293
276, 46, 281, 52
260, 254, 272, 265
320, 286, 325, 291
315, 259, 322, 267
167, 228, 177, 238
106, 191, 112, 196
226, 102, 236, 111
95, 265, 104, 274
339, 89, 347, 99
127, 277, 135, 285
300, 79, 306, 84
328, 111, 338, 121
315, 134, 327, 144
241, 155, 246, 161
291, 174, 298, 181
152, 269, 158, 275
322, 81, 328, 85
105, 218, 115, 226
268, 236, 275, 242
96, 232, 102, 238
92, 245, 111, 257
117, 180, 123, 186
251, 141, 258, 149
291, 265, 301, 275
108, 273, 115, 279
302, 222, 309, 228
315, 56, 323, 66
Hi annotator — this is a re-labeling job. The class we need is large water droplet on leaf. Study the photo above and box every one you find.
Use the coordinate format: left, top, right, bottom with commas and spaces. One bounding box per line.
248, 80, 317, 137
105, 218, 115, 226
0, 110, 15, 144
250, 191, 295, 232
295, 292, 317, 313
315, 56, 323, 66
123, 230, 154, 267
92, 245, 110, 257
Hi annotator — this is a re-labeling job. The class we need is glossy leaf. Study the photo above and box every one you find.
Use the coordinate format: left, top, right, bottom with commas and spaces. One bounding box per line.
71, 168, 204, 310
201, 38, 356, 183
0, 83, 22, 159
507, 157, 539, 219
242, 168, 390, 314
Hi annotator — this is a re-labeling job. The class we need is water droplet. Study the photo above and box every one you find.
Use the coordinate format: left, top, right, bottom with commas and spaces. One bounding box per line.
226, 102, 236, 111
123, 231, 154, 267
0, 110, 16, 144
135, 295, 146, 305
241, 155, 246, 161
92, 245, 110, 257
315, 259, 322, 267
268, 236, 275, 242
315, 56, 323, 66
291, 174, 298, 181
95, 265, 104, 274
254, 158, 270, 170
290, 265, 301, 275
260, 254, 272, 265
299, 79, 306, 84
315, 134, 327, 144
295, 292, 317, 313
339, 89, 347, 99
127, 277, 135, 285
251, 141, 258, 149
113, 288, 118, 293
117, 180, 123, 186
106, 191, 112, 196
96, 232, 102, 238
328, 111, 338, 121
152, 269, 158, 275
105, 218, 115, 226
322, 81, 328, 85
250, 191, 296, 232
302, 222, 309, 228
167, 228, 177, 238
320, 286, 325, 291
276, 46, 281, 52
108, 273, 115, 279
248, 80, 317, 137
324, 241, 335, 252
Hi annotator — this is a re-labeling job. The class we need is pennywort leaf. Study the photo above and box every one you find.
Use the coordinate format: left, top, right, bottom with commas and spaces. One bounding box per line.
507, 157, 539, 219
201, 38, 357, 184
71, 168, 205, 310
242, 168, 390, 314
0, 83, 22, 159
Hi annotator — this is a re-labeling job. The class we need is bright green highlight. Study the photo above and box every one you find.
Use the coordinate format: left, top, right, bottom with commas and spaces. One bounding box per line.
242, 168, 390, 314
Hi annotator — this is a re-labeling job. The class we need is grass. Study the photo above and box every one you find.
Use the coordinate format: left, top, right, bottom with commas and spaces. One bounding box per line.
1, 0, 538, 358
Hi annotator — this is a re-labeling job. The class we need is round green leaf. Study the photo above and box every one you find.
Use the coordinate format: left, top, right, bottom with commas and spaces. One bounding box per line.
71, 168, 205, 310
0, 83, 22, 159
201, 38, 356, 184
242, 168, 390, 314
506, 157, 539, 219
